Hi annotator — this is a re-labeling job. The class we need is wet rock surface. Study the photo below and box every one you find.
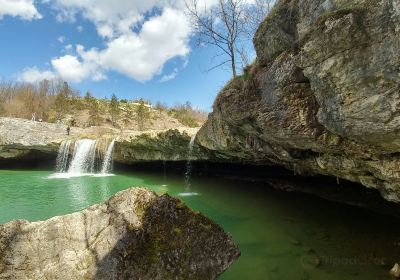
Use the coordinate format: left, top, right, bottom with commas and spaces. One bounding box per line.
0, 188, 240, 279
114, 128, 202, 163
196, 0, 400, 202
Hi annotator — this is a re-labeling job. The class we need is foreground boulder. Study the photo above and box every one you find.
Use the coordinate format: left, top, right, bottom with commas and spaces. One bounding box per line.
196, 0, 400, 202
0, 188, 240, 279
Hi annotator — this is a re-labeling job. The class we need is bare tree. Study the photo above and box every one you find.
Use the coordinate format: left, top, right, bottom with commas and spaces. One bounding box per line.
185, 0, 246, 78
185, 0, 273, 77
244, 0, 273, 38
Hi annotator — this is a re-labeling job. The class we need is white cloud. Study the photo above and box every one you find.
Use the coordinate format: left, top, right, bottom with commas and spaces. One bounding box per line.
64, 44, 72, 51
57, 36, 66, 43
48, 0, 159, 37
160, 67, 178, 83
51, 53, 105, 83
46, 8, 190, 83
18, 67, 55, 83
76, 25, 83, 32
0, 0, 42, 20
18, 0, 227, 83
98, 8, 190, 81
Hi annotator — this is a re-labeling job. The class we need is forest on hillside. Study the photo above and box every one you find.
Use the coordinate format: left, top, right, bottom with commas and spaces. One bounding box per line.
0, 80, 207, 130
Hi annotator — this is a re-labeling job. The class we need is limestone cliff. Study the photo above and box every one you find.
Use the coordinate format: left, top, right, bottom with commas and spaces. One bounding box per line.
0, 118, 200, 164
114, 128, 202, 164
0, 188, 240, 279
196, 0, 400, 202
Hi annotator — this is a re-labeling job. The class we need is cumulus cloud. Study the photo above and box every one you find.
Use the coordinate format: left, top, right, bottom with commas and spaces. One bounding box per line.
48, 0, 159, 37
18, 67, 55, 83
47, 8, 190, 83
18, 0, 223, 83
0, 0, 42, 20
99, 8, 190, 81
51, 53, 106, 83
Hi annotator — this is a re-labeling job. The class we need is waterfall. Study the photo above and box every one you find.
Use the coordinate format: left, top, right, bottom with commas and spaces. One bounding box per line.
184, 135, 196, 189
101, 139, 116, 174
56, 140, 72, 172
68, 139, 97, 174
178, 134, 199, 197
52, 138, 116, 178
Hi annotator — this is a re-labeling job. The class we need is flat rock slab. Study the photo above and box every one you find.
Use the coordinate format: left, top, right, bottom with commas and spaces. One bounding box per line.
0, 188, 240, 279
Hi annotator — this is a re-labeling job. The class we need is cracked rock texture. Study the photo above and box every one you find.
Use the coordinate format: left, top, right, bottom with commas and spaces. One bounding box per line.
0, 188, 240, 279
196, 0, 400, 202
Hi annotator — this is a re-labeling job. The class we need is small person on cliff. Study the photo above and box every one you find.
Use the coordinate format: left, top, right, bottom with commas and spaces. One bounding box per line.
66, 125, 70, 136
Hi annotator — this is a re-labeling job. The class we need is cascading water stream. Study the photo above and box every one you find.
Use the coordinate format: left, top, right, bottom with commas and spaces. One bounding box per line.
101, 139, 116, 174
68, 139, 97, 174
184, 135, 196, 190
56, 140, 72, 172
51, 138, 116, 178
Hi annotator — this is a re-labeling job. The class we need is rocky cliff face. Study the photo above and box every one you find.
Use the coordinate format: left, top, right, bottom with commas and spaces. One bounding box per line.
0, 118, 69, 161
0, 117, 201, 164
0, 188, 239, 279
196, 0, 400, 202
113, 128, 203, 164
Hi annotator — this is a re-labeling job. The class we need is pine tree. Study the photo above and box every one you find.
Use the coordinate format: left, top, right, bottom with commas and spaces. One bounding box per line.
109, 94, 120, 126
135, 99, 150, 131
88, 98, 101, 126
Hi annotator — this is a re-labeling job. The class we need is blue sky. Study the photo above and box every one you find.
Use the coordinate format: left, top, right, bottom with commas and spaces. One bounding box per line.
0, 0, 250, 111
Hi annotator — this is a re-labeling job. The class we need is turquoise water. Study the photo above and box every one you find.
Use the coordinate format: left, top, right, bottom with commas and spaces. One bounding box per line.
1, 169, 400, 279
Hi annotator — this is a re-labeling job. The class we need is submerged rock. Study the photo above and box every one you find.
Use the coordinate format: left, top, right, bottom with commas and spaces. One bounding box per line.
0, 188, 240, 279
196, 0, 400, 202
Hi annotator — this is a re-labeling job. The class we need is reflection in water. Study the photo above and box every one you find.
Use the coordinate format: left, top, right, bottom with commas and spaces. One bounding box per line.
98, 178, 112, 201
177, 192, 200, 197
66, 178, 88, 209
47, 173, 115, 179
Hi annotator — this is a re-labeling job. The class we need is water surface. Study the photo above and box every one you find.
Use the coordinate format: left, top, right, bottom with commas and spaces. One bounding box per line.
0, 170, 399, 279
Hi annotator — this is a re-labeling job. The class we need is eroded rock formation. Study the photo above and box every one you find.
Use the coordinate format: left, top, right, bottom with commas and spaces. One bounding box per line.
196, 0, 400, 202
0, 117, 200, 164
0, 188, 240, 279
113, 128, 202, 164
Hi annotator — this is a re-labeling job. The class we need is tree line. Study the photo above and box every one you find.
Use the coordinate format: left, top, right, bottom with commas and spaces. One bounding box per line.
0, 80, 206, 130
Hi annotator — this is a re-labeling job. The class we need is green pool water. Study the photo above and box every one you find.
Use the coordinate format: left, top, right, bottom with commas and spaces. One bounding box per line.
1, 169, 399, 279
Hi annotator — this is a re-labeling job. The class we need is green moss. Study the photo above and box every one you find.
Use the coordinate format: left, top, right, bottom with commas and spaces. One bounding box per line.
173, 227, 182, 235
315, 7, 366, 27
200, 223, 212, 231
220, 76, 243, 92
299, 5, 367, 46
127, 223, 136, 231
176, 201, 186, 210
